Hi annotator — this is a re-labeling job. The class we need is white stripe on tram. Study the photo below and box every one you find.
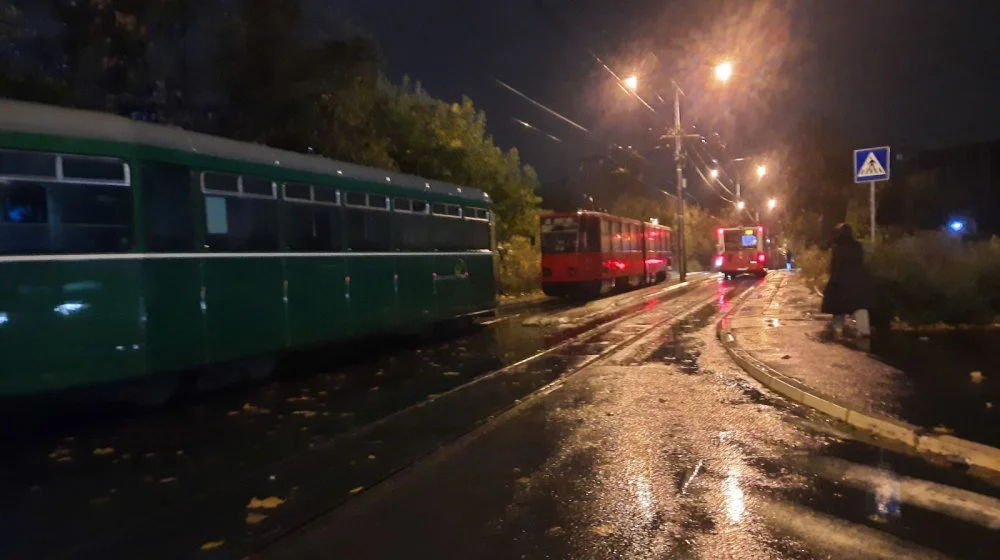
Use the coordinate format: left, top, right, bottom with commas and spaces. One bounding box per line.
0, 251, 494, 264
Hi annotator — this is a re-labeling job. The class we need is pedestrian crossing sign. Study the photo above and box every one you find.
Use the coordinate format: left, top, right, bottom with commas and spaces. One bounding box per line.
853, 146, 890, 183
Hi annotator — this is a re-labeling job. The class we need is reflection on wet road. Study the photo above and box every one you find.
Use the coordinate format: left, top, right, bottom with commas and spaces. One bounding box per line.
1, 278, 712, 559
261, 279, 1000, 560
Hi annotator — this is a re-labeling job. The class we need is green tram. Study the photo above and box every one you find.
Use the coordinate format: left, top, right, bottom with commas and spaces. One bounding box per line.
0, 100, 496, 403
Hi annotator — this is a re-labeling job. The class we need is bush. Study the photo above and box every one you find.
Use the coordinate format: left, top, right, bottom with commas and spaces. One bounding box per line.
497, 235, 541, 295
796, 246, 830, 293
801, 233, 1000, 325
867, 233, 997, 325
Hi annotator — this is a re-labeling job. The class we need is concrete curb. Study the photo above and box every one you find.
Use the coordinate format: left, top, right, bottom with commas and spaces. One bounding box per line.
718, 276, 1000, 475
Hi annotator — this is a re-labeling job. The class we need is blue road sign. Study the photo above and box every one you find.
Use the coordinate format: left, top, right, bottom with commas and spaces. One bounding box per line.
853, 146, 890, 183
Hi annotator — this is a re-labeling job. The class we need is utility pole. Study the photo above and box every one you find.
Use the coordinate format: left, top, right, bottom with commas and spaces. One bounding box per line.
673, 83, 687, 283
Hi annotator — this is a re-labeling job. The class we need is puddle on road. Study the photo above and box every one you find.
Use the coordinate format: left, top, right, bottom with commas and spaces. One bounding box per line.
647, 304, 721, 374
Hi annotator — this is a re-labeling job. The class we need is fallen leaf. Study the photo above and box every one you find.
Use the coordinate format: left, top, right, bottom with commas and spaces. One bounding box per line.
245, 512, 268, 525
242, 403, 271, 414
442, 371, 460, 377
546, 526, 564, 537
367, 454, 376, 460
159, 477, 177, 483
370, 386, 380, 392
200, 540, 225, 551
144, 452, 156, 459
987, 402, 993, 409
970, 371, 985, 383
933, 425, 954, 435
591, 524, 615, 537
349, 486, 364, 495
227, 410, 239, 416
246, 496, 285, 509
56, 456, 73, 463
286, 396, 313, 403
92, 447, 115, 456
292, 410, 316, 418
516, 477, 531, 484
48, 448, 71, 460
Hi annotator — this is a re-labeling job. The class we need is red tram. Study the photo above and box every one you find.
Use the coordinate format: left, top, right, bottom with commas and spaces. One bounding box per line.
714, 226, 768, 278
540, 211, 672, 298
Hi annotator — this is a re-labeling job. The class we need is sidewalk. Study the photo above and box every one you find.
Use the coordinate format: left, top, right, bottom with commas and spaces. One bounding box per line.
720, 271, 1000, 473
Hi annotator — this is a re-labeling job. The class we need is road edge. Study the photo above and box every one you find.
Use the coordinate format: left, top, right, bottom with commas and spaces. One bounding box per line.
717, 274, 1000, 475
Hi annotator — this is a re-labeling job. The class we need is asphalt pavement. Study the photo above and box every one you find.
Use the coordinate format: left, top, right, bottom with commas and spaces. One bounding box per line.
259, 277, 1000, 560
730, 272, 1000, 449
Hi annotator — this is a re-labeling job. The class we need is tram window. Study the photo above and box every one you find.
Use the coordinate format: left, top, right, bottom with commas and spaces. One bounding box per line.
59, 185, 132, 225
394, 212, 430, 250
284, 203, 336, 251
0, 150, 56, 178
204, 196, 278, 252
142, 163, 196, 251
241, 177, 274, 197
202, 172, 239, 192
368, 193, 387, 209
1, 183, 48, 224
313, 187, 338, 204
344, 191, 366, 207
412, 200, 428, 213
394, 198, 411, 212
62, 156, 126, 182
431, 203, 447, 216
600, 220, 611, 252
50, 184, 132, 252
283, 183, 311, 201
345, 207, 391, 251
580, 216, 601, 252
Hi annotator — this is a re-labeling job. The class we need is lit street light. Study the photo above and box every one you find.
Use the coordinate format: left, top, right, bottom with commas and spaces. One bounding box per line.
736, 200, 746, 211
709, 168, 719, 179
768, 198, 777, 211
756, 164, 767, 179
624, 75, 638, 91
714, 61, 733, 83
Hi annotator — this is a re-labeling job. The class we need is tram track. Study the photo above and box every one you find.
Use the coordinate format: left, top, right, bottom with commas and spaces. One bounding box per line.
8, 275, 727, 560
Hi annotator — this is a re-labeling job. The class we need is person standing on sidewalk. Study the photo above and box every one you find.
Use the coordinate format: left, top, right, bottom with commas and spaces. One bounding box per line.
821, 223, 875, 338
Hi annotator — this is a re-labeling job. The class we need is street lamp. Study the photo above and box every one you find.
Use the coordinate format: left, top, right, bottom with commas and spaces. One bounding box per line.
767, 198, 777, 211
624, 75, 638, 91
756, 164, 767, 179
714, 61, 733, 83
709, 168, 719, 179
736, 200, 746, 211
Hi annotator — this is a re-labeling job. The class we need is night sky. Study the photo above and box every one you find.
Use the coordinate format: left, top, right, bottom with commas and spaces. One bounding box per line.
317, 0, 1000, 183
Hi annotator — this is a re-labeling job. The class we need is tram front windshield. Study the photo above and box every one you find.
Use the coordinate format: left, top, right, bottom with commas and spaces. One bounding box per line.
541, 216, 578, 253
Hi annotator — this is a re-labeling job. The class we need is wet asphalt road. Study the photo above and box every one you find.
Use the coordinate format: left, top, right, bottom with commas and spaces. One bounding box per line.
258, 279, 1000, 560
2, 277, 710, 559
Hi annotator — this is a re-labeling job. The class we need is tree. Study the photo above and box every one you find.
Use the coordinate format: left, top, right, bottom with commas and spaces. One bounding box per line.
379, 81, 541, 241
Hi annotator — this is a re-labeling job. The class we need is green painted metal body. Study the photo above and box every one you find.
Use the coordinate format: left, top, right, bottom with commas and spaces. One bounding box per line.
0, 103, 497, 396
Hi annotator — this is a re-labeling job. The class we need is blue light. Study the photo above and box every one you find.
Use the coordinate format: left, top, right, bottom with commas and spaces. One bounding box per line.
949, 220, 965, 233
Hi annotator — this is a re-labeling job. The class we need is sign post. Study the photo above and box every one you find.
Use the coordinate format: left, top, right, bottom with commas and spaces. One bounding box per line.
853, 146, 890, 243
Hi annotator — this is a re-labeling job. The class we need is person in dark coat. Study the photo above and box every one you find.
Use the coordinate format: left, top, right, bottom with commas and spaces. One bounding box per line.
821, 223, 875, 336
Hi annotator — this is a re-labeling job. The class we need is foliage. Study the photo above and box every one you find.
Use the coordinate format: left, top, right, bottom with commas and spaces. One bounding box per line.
800, 232, 1000, 325
795, 245, 829, 293
497, 236, 541, 295
379, 80, 541, 241
867, 233, 998, 325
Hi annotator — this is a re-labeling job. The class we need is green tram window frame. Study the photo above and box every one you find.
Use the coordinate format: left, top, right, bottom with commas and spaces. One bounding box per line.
0, 149, 133, 255
200, 172, 279, 252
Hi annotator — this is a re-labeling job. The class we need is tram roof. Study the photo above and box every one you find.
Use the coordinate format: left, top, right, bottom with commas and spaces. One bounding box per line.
541, 210, 671, 229
0, 99, 489, 203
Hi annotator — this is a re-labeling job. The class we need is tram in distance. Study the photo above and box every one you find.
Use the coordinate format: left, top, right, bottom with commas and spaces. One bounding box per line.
714, 226, 769, 279
540, 211, 672, 298
0, 99, 496, 405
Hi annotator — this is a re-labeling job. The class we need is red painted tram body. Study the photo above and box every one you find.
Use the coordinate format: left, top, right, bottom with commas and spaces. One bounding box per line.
540, 211, 672, 298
